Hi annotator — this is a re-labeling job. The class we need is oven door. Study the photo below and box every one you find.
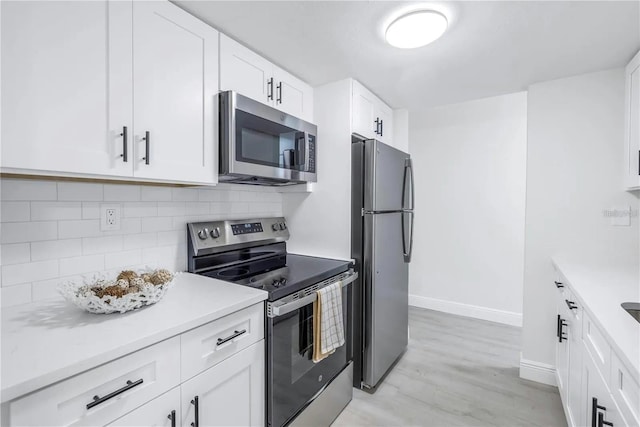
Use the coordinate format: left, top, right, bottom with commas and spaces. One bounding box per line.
220, 91, 317, 183
266, 277, 354, 427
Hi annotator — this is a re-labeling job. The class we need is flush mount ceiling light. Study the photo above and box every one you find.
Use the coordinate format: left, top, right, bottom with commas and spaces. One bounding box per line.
385, 10, 448, 49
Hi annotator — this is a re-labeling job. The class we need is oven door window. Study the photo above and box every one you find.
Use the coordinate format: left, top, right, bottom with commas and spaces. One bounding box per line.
236, 110, 306, 170
268, 285, 350, 427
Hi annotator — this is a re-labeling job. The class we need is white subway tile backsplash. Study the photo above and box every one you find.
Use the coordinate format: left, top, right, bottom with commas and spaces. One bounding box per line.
31, 202, 81, 221
2, 179, 56, 201
158, 202, 186, 217
123, 202, 158, 218
2, 284, 31, 307
123, 233, 157, 250
0, 178, 284, 306
2, 260, 59, 286
157, 230, 186, 247
82, 202, 100, 219
1, 221, 58, 244
141, 217, 173, 233
57, 182, 103, 201
185, 202, 210, 216
141, 186, 172, 201
58, 219, 100, 239
32, 239, 82, 261
59, 254, 104, 276
1, 201, 30, 222
105, 249, 142, 270
1, 243, 31, 266
82, 235, 123, 255
104, 184, 141, 202
172, 188, 198, 202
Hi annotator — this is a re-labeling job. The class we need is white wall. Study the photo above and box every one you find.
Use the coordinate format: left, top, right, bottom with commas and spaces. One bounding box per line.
408, 92, 528, 326
0, 179, 283, 307
522, 68, 639, 376
282, 79, 353, 260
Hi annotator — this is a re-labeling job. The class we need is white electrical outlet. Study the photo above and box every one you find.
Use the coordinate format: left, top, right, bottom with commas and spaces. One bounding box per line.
100, 204, 121, 231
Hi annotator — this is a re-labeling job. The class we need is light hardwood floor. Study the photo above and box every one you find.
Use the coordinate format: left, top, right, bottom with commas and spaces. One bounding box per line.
333, 307, 566, 427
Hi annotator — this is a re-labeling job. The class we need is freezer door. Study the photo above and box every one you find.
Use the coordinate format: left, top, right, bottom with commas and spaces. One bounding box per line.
363, 211, 409, 388
364, 140, 411, 212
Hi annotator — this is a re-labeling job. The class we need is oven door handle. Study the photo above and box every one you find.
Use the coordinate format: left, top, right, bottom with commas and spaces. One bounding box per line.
267, 271, 357, 318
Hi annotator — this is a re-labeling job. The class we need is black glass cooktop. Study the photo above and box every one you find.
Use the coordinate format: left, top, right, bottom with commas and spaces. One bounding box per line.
202, 253, 351, 301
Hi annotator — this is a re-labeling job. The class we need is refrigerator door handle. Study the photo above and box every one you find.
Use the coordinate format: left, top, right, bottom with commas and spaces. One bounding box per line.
402, 158, 415, 211
402, 211, 414, 263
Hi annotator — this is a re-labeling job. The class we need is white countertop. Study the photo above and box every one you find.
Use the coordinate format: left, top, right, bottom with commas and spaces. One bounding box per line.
552, 255, 639, 381
1, 273, 267, 403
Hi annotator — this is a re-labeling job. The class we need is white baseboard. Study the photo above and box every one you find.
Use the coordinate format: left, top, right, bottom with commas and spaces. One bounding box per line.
408, 294, 523, 327
519, 358, 557, 386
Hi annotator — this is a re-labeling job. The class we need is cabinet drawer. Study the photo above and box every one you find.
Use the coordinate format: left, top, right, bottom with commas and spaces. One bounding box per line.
9, 337, 180, 426
108, 387, 181, 427
181, 302, 264, 381
611, 353, 640, 426
583, 311, 611, 383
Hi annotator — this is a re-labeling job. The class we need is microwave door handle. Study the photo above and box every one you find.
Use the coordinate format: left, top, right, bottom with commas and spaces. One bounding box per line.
303, 132, 310, 172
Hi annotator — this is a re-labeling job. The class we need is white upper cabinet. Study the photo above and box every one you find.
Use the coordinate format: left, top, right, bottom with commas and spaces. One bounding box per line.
132, 1, 218, 184
219, 34, 314, 122
1, 0, 218, 185
624, 50, 640, 190
352, 81, 376, 140
1, 1, 133, 177
220, 35, 272, 106
272, 65, 314, 121
351, 80, 395, 146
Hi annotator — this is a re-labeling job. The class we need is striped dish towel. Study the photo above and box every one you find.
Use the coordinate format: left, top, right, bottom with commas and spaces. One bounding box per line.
313, 281, 345, 363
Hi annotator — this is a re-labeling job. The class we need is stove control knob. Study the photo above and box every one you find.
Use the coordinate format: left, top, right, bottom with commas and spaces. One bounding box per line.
210, 227, 220, 239
197, 228, 209, 240
280, 222, 287, 230
271, 223, 279, 232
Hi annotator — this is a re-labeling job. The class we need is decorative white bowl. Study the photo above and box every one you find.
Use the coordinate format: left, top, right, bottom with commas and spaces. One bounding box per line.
58, 270, 175, 314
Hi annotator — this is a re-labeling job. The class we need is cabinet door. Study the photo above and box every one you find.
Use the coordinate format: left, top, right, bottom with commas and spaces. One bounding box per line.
556, 291, 570, 406
352, 81, 376, 140
374, 101, 394, 146
566, 294, 584, 427
109, 387, 181, 427
220, 34, 273, 106
583, 345, 628, 427
181, 341, 265, 427
624, 50, 640, 190
132, 1, 218, 184
1, 0, 133, 177
273, 65, 314, 122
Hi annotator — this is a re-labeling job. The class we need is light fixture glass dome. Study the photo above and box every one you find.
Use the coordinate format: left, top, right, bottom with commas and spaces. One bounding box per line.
385, 10, 448, 49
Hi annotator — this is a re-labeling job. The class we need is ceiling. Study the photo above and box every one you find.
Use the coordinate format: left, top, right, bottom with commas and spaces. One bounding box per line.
175, 1, 640, 111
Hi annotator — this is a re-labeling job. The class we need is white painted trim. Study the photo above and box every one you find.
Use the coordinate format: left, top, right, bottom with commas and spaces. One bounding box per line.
408, 294, 523, 327
519, 358, 557, 386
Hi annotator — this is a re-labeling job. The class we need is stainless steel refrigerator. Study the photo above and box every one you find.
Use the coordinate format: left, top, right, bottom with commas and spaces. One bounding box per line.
351, 138, 414, 390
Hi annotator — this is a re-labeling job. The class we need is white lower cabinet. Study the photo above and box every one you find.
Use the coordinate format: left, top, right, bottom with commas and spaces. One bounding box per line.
554, 273, 635, 427
109, 387, 181, 427
583, 345, 628, 427
181, 341, 265, 427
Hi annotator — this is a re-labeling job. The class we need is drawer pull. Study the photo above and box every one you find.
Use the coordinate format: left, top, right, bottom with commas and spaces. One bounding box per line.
217, 329, 247, 346
191, 396, 199, 427
598, 412, 613, 427
86, 378, 144, 409
565, 299, 578, 310
168, 410, 176, 427
554, 280, 564, 288
592, 397, 607, 427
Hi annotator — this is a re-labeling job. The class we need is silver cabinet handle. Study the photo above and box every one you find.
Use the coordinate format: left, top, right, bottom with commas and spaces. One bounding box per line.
142, 131, 150, 165
119, 126, 128, 162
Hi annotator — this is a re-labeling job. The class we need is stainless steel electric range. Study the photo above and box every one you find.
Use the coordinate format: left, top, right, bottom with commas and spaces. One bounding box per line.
187, 217, 357, 427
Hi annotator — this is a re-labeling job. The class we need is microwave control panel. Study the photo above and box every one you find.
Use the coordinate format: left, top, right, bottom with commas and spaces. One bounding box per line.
308, 136, 316, 173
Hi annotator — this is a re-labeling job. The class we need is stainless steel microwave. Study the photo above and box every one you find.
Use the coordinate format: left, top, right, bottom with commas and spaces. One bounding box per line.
219, 91, 317, 185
